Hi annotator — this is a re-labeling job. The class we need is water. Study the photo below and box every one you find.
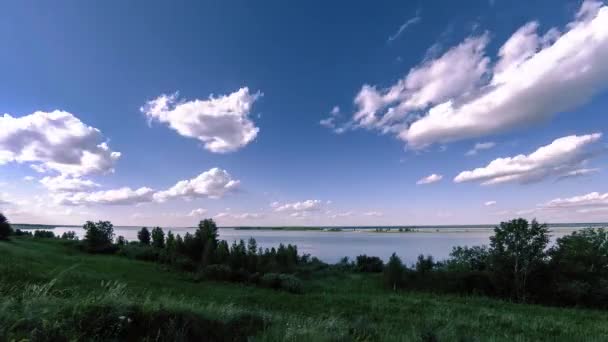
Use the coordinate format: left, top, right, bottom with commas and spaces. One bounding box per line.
34, 226, 583, 265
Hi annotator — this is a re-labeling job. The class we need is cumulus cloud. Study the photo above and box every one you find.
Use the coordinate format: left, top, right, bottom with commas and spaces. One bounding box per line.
188, 208, 208, 217
417, 173, 443, 185
363, 211, 384, 217
141, 87, 262, 153
0, 111, 121, 176
484, 201, 497, 206
455, 133, 602, 185
556, 167, 600, 181
334, 1, 608, 148
541, 191, 608, 213
215, 212, 264, 220
55, 187, 155, 206
465, 142, 496, 156
23, 176, 35, 182
40, 175, 100, 192
272, 199, 323, 213
153, 168, 240, 202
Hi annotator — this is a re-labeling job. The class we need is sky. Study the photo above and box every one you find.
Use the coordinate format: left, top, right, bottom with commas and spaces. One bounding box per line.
1, 0, 608, 227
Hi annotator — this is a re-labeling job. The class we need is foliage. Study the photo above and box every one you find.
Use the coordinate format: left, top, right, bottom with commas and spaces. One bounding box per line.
355, 255, 384, 272
0, 213, 12, 240
384, 253, 404, 290
137, 227, 151, 246
446, 245, 490, 271
34, 230, 55, 238
489, 218, 549, 301
151, 227, 165, 249
61, 231, 77, 240
83, 221, 115, 253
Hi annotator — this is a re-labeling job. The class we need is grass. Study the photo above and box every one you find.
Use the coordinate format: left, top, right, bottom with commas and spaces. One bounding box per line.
2, 237, 608, 341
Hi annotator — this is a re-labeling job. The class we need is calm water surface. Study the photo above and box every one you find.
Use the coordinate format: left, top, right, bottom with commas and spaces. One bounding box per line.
41, 226, 580, 265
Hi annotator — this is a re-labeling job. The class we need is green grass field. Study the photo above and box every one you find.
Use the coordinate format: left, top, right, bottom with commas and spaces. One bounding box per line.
2, 237, 608, 341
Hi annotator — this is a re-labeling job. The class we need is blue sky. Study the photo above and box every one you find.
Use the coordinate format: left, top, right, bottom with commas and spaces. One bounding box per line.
1, 0, 607, 226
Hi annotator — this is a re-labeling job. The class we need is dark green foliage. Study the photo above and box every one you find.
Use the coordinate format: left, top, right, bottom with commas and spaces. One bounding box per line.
116, 236, 127, 246
151, 227, 165, 249
60, 231, 77, 240
137, 227, 151, 246
14, 229, 32, 237
198, 264, 233, 282
34, 230, 55, 238
83, 221, 115, 253
490, 218, 549, 301
415, 254, 435, 274
118, 244, 161, 262
356, 254, 384, 272
384, 253, 404, 290
259, 273, 303, 294
0, 213, 12, 240
446, 246, 490, 271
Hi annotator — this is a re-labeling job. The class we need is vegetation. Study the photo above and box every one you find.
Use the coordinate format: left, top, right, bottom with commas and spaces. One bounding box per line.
0, 213, 12, 240
3, 214, 608, 340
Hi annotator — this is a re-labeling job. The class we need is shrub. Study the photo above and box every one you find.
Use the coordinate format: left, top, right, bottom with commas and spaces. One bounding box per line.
34, 230, 55, 238
355, 255, 384, 273
118, 244, 160, 262
446, 246, 490, 271
197, 264, 233, 282
260, 273, 303, 294
83, 221, 115, 253
0, 213, 12, 240
14, 229, 32, 237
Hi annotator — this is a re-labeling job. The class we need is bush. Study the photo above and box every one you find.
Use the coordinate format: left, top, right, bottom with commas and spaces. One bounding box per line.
197, 264, 233, 282
34, 230, 55, 238
260, 273, 303, 294
0, 213, 12, 240
118, 244, 160, 262
356, 255, 384, 273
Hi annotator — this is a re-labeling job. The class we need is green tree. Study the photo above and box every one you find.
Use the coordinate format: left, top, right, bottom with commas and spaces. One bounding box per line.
490, 218, 549, 302
0, 213, 12, 240
151, 227, 165, 248
138, 227, 151, 245
83, 221, 115, 253
384, 253, 404, 291
198, 219, 219, 266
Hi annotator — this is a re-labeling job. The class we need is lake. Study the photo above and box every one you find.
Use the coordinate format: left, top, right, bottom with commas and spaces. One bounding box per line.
37, 226, 586, 265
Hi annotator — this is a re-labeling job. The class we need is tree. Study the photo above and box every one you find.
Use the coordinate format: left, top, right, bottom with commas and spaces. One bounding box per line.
166, 231, 176, 251
490, 218, 549, 302
116, 236, 127, 246
198, 219, 219, 266
384, 253, 404, 291
151, 227, 165, 249
138, 227, 151, 246
83, 221, 115, 253
0, 213, 13, 240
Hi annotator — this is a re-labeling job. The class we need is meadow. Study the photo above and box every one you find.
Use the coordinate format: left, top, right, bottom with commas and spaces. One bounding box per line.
2, 236, 608, 341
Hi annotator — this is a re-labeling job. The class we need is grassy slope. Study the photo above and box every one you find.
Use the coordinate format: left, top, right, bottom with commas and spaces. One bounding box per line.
2, 238, 608, 341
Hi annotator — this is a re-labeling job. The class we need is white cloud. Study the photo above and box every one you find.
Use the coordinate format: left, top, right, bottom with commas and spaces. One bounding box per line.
556, 167, 600, 180
188, 208, 208, 217
273, 199, 323, 212
0, 111, 121, 176
23, 176, 35, 182
40, 175, 100, 192
363, 211, 384, 217
417, 173, 443, 185
55, 187, 155, 206
484, 200, 497, 206
336, 1, 608, 148
329, 211, 354, 219
388, 14, 422, 42
153, 168, 240, 202
141, 87, 261, 153
214, 212, 264, 220
541, 191, 608, 214
454, 133, 602, 185
465, 142, 496, 156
